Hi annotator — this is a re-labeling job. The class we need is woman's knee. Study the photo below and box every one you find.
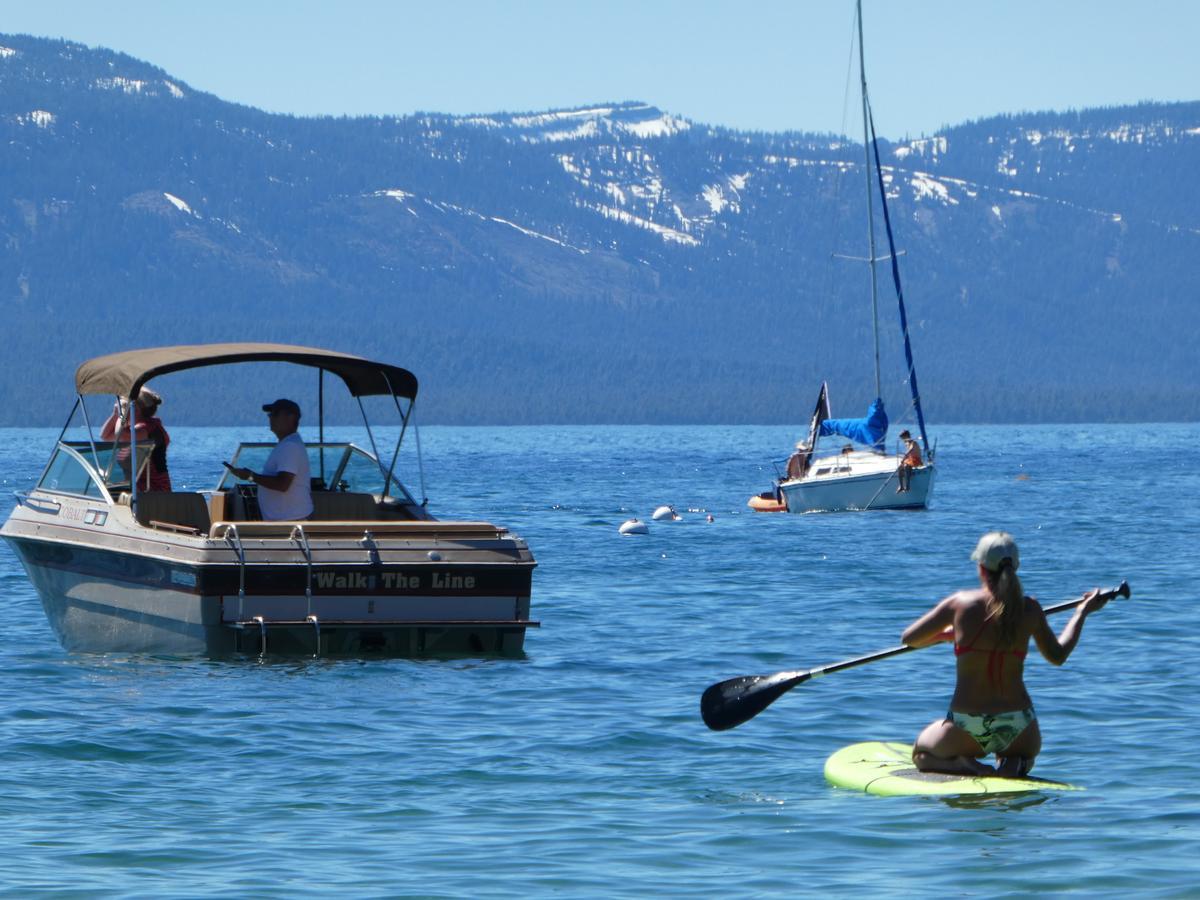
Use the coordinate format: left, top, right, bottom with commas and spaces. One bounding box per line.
915, 718, 983, 759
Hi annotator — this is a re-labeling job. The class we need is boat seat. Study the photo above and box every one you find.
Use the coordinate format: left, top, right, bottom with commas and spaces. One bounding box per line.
134, 491, 212, 535
310, 491, 379, 522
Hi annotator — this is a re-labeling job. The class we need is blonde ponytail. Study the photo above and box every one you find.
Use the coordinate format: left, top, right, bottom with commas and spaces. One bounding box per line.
984, 559, 1024, 643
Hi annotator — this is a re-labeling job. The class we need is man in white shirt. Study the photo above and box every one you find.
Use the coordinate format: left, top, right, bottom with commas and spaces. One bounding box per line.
229, 398, 313, 521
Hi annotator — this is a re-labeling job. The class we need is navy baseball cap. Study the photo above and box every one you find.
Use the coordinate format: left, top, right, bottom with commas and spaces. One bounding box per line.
262, 398, 301, 416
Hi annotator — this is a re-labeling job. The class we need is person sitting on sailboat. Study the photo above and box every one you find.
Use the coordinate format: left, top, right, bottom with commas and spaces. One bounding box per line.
785, 442, 811, 480
897, 430, 922, 493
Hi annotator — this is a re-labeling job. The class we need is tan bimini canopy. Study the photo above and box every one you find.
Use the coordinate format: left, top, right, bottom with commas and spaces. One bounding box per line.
75, 343, 419, 400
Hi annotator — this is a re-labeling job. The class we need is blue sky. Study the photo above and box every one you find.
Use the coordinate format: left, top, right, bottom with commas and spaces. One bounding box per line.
3, 0, 1195, 138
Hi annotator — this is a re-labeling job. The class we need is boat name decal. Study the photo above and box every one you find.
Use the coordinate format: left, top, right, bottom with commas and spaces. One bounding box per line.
313, 571, 477, 591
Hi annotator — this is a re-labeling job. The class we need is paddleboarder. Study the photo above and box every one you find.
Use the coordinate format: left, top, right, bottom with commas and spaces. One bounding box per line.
900, 531, 1112, 778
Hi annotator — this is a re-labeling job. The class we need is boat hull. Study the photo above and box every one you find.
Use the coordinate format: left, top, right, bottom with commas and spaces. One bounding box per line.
780, 459, 935, 513
3, 510, 536, 658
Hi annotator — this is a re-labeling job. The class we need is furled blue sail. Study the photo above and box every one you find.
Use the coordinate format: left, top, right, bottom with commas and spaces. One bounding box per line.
820, 398, 888, 453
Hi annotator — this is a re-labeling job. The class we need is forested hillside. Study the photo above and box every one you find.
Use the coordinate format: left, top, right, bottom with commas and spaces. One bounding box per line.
2, 34, 1198, 425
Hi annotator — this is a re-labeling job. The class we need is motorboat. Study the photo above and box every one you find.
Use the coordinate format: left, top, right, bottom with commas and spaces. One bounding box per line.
1, 343, 537, 656
749, 0, 936, 514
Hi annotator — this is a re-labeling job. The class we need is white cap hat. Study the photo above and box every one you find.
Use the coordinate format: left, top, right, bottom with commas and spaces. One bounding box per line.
971, 531, 1019, 572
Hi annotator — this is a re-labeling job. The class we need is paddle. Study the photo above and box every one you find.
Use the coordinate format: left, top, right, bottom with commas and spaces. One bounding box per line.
700, 580, 1131, 732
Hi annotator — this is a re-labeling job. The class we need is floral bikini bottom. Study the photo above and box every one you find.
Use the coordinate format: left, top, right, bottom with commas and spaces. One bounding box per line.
948, 706, 1037, 754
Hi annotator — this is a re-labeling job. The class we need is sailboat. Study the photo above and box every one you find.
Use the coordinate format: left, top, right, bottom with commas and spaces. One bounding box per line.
750, 0, 935, 514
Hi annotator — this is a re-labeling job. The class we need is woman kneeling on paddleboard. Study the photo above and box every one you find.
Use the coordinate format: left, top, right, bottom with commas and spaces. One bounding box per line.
900, 531, 1110, 778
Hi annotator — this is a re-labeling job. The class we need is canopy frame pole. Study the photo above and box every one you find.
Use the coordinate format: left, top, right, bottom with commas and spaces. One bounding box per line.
78, 396, 101, 474
318, 369, 326, 487
128, 393, 139, 515
381, 373, 410, 502
35, 396, 83, 489
355, 396, 388, 487
413, 417, 428, 507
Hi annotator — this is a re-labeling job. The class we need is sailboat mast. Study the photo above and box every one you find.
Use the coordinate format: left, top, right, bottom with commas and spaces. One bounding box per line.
856, 0, 882, 400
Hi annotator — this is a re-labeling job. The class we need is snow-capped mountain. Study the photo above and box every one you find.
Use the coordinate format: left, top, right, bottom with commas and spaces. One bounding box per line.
2, 34, 1198, 423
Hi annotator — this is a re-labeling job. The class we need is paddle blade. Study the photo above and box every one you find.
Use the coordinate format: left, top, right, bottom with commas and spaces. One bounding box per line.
700, 670, 810, 731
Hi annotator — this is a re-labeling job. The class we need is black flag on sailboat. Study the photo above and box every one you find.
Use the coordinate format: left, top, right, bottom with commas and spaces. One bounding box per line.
803, 382, 831, 453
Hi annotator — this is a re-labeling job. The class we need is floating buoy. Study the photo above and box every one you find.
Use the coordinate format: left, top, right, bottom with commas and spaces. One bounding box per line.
652, 505, 681, 521
619, 518, 649, 535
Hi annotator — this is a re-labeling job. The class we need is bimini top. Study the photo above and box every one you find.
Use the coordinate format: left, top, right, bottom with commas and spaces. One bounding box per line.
75, 343, 419, 400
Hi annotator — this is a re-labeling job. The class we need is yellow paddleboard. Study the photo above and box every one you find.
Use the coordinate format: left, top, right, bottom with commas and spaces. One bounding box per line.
824, 741, 1082, 797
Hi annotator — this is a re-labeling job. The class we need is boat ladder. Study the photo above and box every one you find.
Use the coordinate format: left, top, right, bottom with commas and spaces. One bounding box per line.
244, 614, 322, 657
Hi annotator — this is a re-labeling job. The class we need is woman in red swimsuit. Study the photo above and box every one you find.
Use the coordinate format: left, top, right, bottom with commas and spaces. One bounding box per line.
100, 387, 172, 492
900, 531, 1110, 777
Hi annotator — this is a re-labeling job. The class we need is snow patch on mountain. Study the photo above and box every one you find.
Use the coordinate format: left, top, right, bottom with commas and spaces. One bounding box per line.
702, 184, 728, 214
585, 202, 699, 246
702, 173, 749, 216
459, 103, 690, 145
510, 107, 619, 128
620, 113, 690, 139
96, 76, 147, 94
18, 110, 55, 128
163, 192, 198, 216
537, 120, 600, 142
910, 171, 956, 204
490, 216, 587, 254
896, 136, 947, 159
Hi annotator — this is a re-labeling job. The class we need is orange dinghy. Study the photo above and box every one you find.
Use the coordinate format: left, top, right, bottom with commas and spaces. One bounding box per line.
748, 491, 787, 513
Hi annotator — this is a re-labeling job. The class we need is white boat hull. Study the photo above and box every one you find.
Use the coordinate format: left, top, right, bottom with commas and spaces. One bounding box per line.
3, 497, 535, 657
779, 451, 934, 513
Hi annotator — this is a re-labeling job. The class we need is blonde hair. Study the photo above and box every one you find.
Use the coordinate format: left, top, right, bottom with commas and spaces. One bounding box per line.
137, 387, 162, 413
982, 559, 1024, 643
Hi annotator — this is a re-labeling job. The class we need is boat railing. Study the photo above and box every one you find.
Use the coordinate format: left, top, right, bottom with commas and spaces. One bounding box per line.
223, 524, 247, 620
208, 520, 506, 540
290, 524, 314, 614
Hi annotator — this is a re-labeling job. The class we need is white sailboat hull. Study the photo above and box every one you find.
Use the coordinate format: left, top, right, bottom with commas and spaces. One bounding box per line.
779, 450, 934, 513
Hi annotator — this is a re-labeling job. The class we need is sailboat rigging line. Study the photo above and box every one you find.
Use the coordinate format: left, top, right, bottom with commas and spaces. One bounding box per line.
823, 9, 860, 325
863, 464, 901, 510
856, 0, 882, 400
866, 103, 930, 455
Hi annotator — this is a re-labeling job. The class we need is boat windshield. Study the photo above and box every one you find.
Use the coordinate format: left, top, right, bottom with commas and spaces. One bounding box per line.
39, 440, 154, 500
216, 442, 417, 501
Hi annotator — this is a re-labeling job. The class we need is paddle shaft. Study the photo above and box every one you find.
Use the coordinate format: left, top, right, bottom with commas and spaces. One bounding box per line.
803, 581, 1130, 682
700, 580, 1129, 731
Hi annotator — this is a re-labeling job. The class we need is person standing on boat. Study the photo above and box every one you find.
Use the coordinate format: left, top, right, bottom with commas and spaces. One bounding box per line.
896, 430, 922, 493
900, 531, 1110, 778
100, 387, 172, 492
228, 398, 313, 521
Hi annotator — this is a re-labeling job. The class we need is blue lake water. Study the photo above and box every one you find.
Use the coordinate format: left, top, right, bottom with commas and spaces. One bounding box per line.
1, 423, 1198, 896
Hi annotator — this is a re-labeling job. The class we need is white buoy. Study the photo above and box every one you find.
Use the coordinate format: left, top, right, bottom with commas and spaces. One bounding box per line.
619, 518, 649, 535
652, 505, 681, 521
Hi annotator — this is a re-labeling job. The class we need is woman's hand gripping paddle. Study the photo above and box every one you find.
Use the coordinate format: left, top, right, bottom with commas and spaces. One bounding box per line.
700, 580, 1130, 731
